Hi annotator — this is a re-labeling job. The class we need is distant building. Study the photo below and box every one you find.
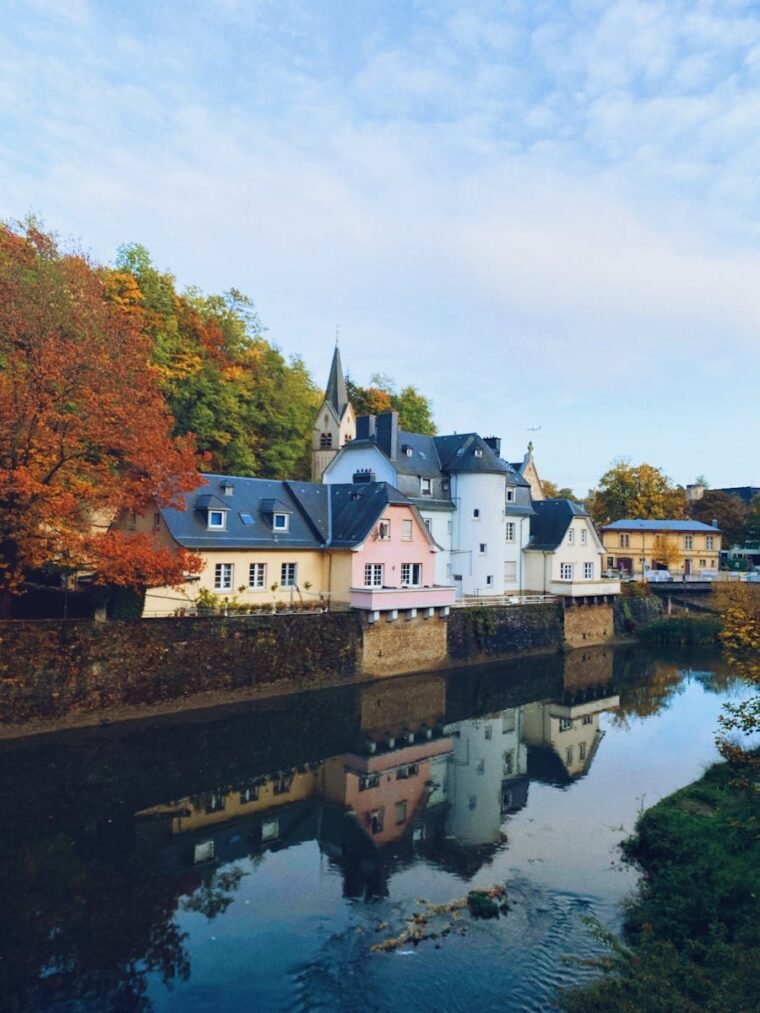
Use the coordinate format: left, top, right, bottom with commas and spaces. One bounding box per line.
311, 345, 356, 481
600, 519, 721, 578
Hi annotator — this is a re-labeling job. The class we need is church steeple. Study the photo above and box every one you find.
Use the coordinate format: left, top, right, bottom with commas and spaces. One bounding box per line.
311, 344, 356, 481
324, 345, 349, 417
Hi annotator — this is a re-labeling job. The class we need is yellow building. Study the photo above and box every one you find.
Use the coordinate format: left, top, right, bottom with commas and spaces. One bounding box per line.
600, 519, 721, 578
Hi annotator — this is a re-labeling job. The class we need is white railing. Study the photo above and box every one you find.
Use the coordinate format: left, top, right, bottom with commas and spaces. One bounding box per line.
453, 594, 558, 608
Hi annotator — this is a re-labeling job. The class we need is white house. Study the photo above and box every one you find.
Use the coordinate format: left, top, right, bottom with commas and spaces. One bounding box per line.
524, 500, 620, 598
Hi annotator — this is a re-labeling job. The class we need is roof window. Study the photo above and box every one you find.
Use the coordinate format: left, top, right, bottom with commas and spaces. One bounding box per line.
273, 513, 289, 531
239, 513, 254, 525
208, 510, 226, 530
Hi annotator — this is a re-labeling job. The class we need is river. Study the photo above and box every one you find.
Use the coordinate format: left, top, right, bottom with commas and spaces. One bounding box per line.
0, 644, 745, 1012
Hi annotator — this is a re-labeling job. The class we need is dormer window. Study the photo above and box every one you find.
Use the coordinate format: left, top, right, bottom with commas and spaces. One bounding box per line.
402, 445, 413, 457
420, 477, 432, 495
208, 510, 226, 530
506, 488, 515, 503
474, 448, 483, 458
273, 513, 289, 532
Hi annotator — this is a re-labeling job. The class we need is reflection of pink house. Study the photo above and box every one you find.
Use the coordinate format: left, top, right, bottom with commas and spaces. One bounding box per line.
320, 483, 455, 618
319, 738, 453, 847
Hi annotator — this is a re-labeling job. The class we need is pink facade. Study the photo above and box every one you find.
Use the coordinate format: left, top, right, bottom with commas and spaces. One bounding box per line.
351, 504, 438, 590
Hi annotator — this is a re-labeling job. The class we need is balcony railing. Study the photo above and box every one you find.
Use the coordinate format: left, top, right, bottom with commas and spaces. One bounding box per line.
350, 585, 456, 612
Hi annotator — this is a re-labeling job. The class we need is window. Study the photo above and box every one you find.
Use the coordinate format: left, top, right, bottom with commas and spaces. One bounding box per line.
249, 562, 266, 589
239, 512, 254, 525
378, 518, 391, 540
261, 817, 279, 842
476, 759, 485, 773
420, 477, 432, 495
582, 714, 593, 725
442, 480, 450, 492
506, 488, 515, 503
370, 808, 384, 834
359, 773, 380, 791
474, 448, 483, 458
396, 763, 418, 779
208, 510, 226, 529
273, 772, 293, 795
584, 562, 594, 579
447, 520, 453, 534
239, 784, 259, 804
204, 793, 226, 814
559, 717, 573, 731
402, 519, 413, 541
620, 533, 630, 548
273, 513, 289, 531
401, 563, 422, 586
153, 512, 161, 532
479, 543, 487, 555
395, 800, 408, 825
473, 508, 480, 519
319, 432, 332, 448
215, 563, 233, 590
706, 536, 714, 550
607, 556, 614, 569
565, 746, 574, 765
700, 559, 706, 568
503, 750, 514, 775
505, 522, 515, 542
484, 725, 493, 740
684, 534, 693, 549
560, 562, 574, 580
280, 562, 297, 587
194, 840, 215, 864
364, 563, 383, 587
504, 560, 516, 580
568, 528, 575, 544
486, 575, 493, 586
579, 742, 587, 761
581, 529, 587, 545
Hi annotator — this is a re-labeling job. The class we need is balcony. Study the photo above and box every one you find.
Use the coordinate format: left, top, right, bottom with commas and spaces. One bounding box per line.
350, 584, 456, 613
546, 578, 621, 598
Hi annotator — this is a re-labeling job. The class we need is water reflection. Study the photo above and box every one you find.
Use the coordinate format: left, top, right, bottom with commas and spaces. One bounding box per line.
0, 645, 737, 1011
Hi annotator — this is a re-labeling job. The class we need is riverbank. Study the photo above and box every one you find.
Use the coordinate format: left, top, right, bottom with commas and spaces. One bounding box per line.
559, 760, 760, 1012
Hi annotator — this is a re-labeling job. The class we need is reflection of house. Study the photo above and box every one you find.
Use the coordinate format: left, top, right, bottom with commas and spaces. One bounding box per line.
522, 687, 620, 785
443, 710, 528, 847
525, 499, 620, 598
127, 475, 453, 617
601, 519, 721, 578
319, 734, 454, 847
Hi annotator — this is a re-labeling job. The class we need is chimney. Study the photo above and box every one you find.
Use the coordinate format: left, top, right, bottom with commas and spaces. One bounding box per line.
356, 415, 376, 440
483, 436, 501, 455
711, 518, 718, 528
375, 412, 399, 461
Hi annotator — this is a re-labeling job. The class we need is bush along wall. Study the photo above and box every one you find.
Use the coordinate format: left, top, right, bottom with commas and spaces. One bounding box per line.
638, 614, 723, 646
447, 603, 564, 660
0, 612, 364, 725
613, 587, 665, 635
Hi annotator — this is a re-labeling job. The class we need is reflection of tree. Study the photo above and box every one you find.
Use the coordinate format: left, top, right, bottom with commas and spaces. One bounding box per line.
611, 660, 685, 723
0, 828, 191, 1012
182, 867, 247, 919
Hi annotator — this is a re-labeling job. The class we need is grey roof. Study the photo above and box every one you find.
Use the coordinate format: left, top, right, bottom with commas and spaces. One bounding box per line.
394, 431, 444, 479
434, 433, 516, 477
324, 346, 349, 416
602, 519, 721, 532
193, 493, 230, 510
160, 473, 427, 551
528, 499, 590, 551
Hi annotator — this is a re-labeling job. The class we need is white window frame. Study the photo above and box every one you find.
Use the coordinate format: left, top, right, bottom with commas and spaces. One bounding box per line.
584, 562, 594, 580
273, 512, 289, 532
378, 518, 391, 540
479, 542, 487, 555
505, 521, 515, 542
506, 488, 515, 503
684, 534, 693, 549
580, 529, 587, 545
400, 562, 422, 587
364, 563, 384, 587
560, 562, 574, 581
280, 562, 297, 587
208, 510, 226, 530
248, 562, 266, 589
401, 519, 413, 541
420, 477, 432, 495
706, 535, 714, 550
214, 562, 233, 590
568, 528, 575, 545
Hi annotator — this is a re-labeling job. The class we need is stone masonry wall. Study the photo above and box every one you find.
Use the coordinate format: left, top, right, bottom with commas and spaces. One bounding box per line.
360, 613, 449, 677
447, 603, 565, 661
563, 603, 615, 648
0, 612, 363, 725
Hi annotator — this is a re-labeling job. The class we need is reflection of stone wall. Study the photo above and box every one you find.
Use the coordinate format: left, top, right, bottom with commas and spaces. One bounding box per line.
563, 645, 614, 690
361, 614, 448, 677
359, 673, 446, 735
563, 603, 614, 648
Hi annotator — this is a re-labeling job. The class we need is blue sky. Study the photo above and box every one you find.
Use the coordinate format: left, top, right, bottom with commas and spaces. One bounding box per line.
3, 0, 759, 492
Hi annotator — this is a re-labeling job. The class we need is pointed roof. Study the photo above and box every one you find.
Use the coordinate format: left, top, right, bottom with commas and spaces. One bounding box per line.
324, 345, 349, 416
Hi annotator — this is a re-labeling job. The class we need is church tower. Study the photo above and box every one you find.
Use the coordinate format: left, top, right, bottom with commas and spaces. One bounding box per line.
311, 345, 356, 481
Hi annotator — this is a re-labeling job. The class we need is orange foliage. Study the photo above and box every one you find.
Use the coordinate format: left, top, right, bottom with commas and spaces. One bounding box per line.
0, 221, 201, 601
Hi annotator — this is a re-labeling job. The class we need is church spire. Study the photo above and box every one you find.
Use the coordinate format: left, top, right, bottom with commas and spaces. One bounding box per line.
324, 344, 348, 416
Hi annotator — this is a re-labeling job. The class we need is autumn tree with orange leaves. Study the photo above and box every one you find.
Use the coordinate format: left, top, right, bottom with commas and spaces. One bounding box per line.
0, 220, 202, 614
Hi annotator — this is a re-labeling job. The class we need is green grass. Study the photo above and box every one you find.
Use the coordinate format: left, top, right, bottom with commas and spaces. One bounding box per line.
559, 761, 760, 1012
639, 615, 722, 646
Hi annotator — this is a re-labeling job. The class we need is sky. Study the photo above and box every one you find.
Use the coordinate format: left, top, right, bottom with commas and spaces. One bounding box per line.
3, 0, 759, 494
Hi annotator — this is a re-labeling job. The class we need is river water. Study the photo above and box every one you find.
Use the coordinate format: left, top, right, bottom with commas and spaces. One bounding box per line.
0, 644, 745, 1012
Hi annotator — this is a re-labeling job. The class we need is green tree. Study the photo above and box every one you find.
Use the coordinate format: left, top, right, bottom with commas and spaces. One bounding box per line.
588, 459, 687, 526
541, 480, 578, 501
744, 493, 760, 544
345, 374, 436, 434
688, 490, 748, 547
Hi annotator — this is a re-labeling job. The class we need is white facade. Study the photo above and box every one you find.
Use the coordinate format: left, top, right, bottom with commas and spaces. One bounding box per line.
524, 511, 618, 597
450, 473, 531, 597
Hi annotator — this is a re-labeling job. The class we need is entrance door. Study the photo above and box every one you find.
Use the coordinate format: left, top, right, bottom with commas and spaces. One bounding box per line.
684, 558, 691, 576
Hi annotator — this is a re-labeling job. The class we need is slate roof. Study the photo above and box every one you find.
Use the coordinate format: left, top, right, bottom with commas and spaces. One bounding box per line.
434, 433, 517, 478
158, 473, 430, 551
528, 499, 591, 551
602, 519, 721, 532
324, 346, 349, 416
394, 431, 443, 479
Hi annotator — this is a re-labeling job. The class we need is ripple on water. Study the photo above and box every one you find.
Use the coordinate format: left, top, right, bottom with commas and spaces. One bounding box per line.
287, 877, 622, 1013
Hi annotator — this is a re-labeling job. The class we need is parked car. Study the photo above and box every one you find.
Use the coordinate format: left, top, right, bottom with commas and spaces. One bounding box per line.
647, 570, 672, 583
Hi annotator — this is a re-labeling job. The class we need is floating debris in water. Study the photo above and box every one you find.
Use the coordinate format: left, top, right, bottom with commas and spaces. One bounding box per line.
370, 884, 508, 953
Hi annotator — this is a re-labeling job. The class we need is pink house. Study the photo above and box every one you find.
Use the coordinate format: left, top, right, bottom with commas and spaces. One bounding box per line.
322, 484, 455, 617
